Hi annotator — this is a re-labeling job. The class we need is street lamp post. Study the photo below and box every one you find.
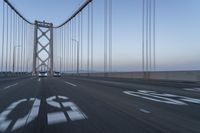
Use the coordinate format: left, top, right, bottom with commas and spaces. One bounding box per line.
72, 39, 80, 74
57, 56, 62, 73
13, 45, 21, 73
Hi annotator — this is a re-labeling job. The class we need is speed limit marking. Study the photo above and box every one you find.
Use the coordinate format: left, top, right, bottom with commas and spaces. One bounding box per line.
0, 98, 40, 132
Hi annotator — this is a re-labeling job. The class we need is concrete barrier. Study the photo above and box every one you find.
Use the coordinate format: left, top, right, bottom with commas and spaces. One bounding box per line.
74, 71, 200, 82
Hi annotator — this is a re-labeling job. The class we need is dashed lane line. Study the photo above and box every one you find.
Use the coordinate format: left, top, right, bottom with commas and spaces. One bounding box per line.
65, 81, 77, 87
3, 83, 18, 90
184, 88, 200, 92
139, 109, 151, 114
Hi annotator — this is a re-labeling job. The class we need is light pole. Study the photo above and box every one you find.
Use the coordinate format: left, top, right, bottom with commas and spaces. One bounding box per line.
13, 45, 22, 73
57, 56, 62, 73
72, 39, 80, 74
26, 58, 29, 73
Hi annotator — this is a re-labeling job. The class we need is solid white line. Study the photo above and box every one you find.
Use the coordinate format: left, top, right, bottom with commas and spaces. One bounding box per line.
65, 82, 77, 87
139, 109, 151, 114
3, 83, 18, 90
184, 88, 200, 92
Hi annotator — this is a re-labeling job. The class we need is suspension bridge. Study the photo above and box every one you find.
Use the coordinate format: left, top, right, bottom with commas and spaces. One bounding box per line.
0, 0, 200, 133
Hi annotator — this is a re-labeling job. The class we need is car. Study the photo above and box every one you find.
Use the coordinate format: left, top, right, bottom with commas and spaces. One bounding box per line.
53, 72, 61, 77
38, 71, 48, 77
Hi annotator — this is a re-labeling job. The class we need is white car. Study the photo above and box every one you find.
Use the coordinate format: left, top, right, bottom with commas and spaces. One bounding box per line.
53, 72, 61, 77
38, 72, 48, 77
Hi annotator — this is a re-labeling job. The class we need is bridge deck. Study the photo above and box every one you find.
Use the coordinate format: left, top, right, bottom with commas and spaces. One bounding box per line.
0, 77, 200, 133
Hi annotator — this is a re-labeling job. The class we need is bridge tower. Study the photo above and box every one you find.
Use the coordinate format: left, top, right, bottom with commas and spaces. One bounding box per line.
32, 21, 54, 76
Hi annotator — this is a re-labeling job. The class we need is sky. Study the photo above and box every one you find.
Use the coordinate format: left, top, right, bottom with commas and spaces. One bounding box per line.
0, 0, 200, 72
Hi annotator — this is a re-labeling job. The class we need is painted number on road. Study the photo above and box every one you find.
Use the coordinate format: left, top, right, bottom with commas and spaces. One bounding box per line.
0, 95, 87, 132
0, 98, 40, 132
123, 90, 200, 105
46, 95, 87, 125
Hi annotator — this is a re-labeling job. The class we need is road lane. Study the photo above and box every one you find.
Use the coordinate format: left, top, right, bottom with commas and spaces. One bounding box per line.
0, 77, 41, 133
47, 77, 162, 133
0, 77, 35, 91
60, 76, 200, 133
0, 76, 199, 133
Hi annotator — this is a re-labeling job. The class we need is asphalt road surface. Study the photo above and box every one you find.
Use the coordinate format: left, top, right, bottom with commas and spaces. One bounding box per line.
0, 76, 200, 133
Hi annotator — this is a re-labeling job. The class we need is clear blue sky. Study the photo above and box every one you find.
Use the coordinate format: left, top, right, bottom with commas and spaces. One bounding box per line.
0, 0, 200, 72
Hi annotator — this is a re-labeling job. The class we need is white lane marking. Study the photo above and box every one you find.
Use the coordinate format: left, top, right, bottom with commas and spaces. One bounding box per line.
184, 88, 200, 92
38, 78, 41, 82
47, 112, 67, 125
139, 109, 151, 114
124, 90, 186, 105
3, 83, 18, 90
124, 90, 200, 105
65, 81, 77, 87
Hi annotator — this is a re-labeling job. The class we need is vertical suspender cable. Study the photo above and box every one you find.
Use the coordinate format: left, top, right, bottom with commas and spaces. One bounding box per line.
91, 2, 94, 73
142, 0, 145, 72
71, 19, 74, 72
66, 24, 68, 73
25, 23, 27, 72
87, 5, 90, 75
64, 25, 66, 73
149, 0, 152, 71
78, 13, 81, 74
16, 15, 18, 73
12, 12, 15, 73
67, 23, 70, 73
153, 0, 156, 71
146, 0, 149, 73
60, 27, 62, 72
22, 20, 24, 72
80, 12, 83, 72
62, 27, 63, 72
1, 1, 5, 72
109, 0, 112, 72
9, 9, 12, 72
74, 17, 77, 73
23, 21, 26, 73
104, 0, 107, 75
20, 20, 23, 74
63, 26, 65, 72
5, 4, 8, 73
69, 22, 71, 72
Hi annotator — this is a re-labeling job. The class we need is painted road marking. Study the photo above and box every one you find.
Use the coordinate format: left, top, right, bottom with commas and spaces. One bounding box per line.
0, 98, 40, 132
3, 83, 18, 90
139, 109, 151, 114
184, 88, 200, 92
46, 96, 62, 108
12, 98, 40, 131
124, 90, 186, 105
46, 95, 87, 125
0, 95, 86, 130
38, 78, 41, 82
65, 81, 77, 87
123, 90, 200, 105
47, 112, 67, 125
